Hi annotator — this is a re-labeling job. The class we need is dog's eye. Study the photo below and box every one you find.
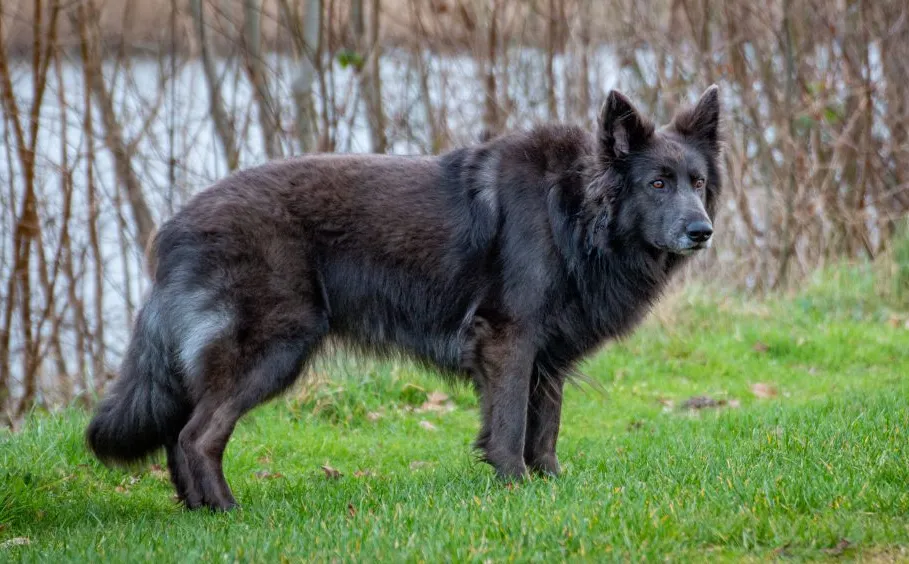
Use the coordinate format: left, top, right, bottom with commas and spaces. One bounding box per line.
693, 178, 706, 189
651, 179, 665, 189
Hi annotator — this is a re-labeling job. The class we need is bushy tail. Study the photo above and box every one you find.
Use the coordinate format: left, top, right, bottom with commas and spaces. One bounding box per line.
86, 294, 190, 465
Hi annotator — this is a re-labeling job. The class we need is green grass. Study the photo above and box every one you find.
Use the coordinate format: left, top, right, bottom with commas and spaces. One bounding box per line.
1, 262, 908, 562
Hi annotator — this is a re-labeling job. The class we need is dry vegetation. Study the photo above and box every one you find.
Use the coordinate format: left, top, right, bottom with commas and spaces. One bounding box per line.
4, 0, 582, 55
0, 0, 907, 421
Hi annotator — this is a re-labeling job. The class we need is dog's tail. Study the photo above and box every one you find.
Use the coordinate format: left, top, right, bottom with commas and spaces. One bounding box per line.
86, 292, 190, 465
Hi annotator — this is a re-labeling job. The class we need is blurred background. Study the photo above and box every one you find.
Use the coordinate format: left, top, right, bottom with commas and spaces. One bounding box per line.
0, 0, 907, 424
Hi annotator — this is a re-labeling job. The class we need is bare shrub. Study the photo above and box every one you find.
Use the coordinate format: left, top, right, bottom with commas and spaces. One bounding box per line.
0, 0, 906, 421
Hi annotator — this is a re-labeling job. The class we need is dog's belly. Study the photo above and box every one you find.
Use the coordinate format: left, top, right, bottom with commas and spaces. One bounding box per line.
321, 255, 478, 372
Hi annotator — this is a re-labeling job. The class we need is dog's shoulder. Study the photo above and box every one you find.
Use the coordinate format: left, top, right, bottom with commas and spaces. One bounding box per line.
503, 124, 594, 171
480, 125, 592, 205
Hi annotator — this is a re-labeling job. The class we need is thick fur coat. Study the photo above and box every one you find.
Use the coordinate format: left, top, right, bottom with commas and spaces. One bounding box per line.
87, 86, 723, 510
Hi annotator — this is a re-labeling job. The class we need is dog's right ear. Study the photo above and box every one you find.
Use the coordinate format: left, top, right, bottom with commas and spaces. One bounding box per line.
597, 90, 654, 163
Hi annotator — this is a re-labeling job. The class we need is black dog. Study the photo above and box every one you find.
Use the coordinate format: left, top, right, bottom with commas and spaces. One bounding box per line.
87, 86, 722, 510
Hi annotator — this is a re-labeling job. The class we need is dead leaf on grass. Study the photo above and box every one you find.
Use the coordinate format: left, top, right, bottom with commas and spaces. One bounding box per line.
657, 397, 675, 412
427, 390, 449, 404
321, 465, 343, 479
254, 470, 284, 480
752, 341, 769, 353
823, 538, 851, 556
772, 542, 792, 558
416, 391, 455, 413
353, 469, 375, 478
681, 396, 735, 410
366, 412, 382, 422
682, 396, 718, 410
751, 382, 778, 399
148, 464, 168, 480
418, 420, 438, 431
347, 503, 357, 517
0, 537, 29, 549
409, 461, 431, 470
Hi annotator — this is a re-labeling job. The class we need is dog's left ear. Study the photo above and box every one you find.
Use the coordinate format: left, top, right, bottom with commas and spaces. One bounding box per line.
670, 85, 721, 148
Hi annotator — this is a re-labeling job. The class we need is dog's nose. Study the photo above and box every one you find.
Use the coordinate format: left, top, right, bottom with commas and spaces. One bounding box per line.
686, 221, 713, 243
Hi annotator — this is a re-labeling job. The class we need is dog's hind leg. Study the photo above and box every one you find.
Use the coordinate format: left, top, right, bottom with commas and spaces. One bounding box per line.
523, 367, 564, 476
165, 438, 201, 508
178, 321, 326, 511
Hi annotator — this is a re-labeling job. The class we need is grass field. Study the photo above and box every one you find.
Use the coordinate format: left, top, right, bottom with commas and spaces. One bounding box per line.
1, 262, 908, 562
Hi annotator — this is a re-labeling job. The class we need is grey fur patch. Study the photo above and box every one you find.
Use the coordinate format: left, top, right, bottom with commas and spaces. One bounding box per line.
175, 288, 233, 379
476, 152, 500, 213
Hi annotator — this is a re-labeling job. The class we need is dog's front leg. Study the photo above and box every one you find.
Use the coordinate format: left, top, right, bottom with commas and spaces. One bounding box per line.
524, 368, 564, 475
472, 322, 534, 480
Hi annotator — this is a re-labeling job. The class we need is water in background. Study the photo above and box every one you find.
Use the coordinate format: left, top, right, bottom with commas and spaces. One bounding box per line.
0, 49, 620, 404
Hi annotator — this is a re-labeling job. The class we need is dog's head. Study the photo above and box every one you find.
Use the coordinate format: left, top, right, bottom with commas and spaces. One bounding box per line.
588, 85, 722, 256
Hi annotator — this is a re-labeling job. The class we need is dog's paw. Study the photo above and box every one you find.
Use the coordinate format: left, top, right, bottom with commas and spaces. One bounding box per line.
528, 454, 560, 477
491, 456, 528, 482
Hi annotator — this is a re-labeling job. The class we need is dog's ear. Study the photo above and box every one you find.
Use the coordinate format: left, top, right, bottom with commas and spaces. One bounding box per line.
670, 85, 721, 148
597, 90, 655, 163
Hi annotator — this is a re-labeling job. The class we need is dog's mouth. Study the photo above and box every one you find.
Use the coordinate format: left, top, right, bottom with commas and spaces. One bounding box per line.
667, 237, 712, 256
675, 244, 706, 256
